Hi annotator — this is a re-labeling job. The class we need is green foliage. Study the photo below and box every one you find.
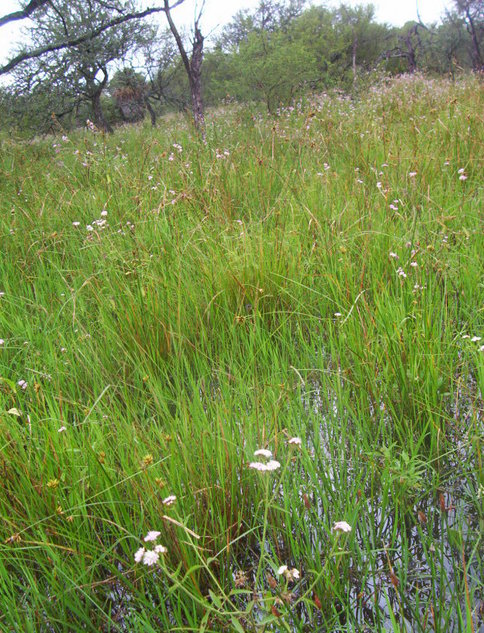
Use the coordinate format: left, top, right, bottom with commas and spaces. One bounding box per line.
231, 30, 317, 112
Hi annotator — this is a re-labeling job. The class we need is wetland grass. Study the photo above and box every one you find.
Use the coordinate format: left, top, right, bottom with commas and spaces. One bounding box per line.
0, 74, 482, 631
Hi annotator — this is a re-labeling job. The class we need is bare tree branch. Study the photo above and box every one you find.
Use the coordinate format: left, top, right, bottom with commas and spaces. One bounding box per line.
163, 0, 191, 77
0, 0, 50, 28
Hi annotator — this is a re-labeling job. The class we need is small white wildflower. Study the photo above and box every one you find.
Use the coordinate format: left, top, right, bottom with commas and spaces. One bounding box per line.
277, 566, 300, 582
249, 461, 267, 471
410, 262, 418, 268
332, 521, 352, 533
86, 225, 94, 232
72, 221, 80, 227
144, 531, 161, 542
17, 379, 28, 390
134, 547, 145, 563
154, 544, 167, 554
458, 168, 465, 174
0, 339, 4, 345
334, 312, 342, 317
265, 460, 281, 471
397, 267, 407, 279
471, 336, 481, 342
479, 345, 484, 352
459, 174, 467, 181
100, 210, 108, 217
288, 437, 302, 446
57, 426, 67, 433
389, 204, 398, 211
408, 171, 417, 177
376, 181, 382, 189
254, 449, 272, 458
389, 252, 399, 259
163, 495, 177, 506
142, 550, 159, 566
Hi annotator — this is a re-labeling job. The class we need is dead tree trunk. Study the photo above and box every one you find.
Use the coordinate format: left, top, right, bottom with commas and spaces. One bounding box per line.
145, 98, 157, 127
85, 67, 112, 133
164, 0, 205, 134
352, 33, 358, 82
92, 89, 113, 133
189, 25, 205, 131
465, 7, 483, 70
404, 26, 418, 73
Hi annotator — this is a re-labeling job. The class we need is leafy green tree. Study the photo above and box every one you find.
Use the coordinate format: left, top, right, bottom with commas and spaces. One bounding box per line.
434, 12, 471, 75
232, 29, 316, 112
333, 5, 389, 83
11, 0, 150, 132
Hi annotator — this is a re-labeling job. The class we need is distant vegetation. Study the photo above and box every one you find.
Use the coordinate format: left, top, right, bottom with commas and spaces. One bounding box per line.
0, 0, 483, 134
0, 73, 482, 631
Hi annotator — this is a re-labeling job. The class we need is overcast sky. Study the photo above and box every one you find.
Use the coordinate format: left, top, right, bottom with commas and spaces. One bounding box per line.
0, 0, 454, 65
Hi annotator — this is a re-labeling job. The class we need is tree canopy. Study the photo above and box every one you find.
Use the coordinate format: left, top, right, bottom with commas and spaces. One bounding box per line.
1, 0, 482, 134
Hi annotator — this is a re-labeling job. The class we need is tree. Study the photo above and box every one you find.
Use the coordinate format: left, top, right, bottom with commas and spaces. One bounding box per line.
217, 0, 306, 51
0, 3, 169, 76
334, 5, 388, 83
454, 0, 483, 69
140, 30, 191, 126
232, 26, 316, 112
435, 11, 470, 75
2, 1, 207, 133
162, 0, 205, 132
11, 0, 149, 132
379, 21, 429, 73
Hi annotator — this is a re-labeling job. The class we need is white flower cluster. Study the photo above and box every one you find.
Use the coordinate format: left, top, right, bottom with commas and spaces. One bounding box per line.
277, 565, 300, 582
134, 530, 167, 567
332, 521, 352, 533
249, 448, 280, 472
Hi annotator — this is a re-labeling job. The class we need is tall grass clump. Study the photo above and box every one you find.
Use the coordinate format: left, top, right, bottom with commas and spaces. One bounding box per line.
0, 74, 482, 632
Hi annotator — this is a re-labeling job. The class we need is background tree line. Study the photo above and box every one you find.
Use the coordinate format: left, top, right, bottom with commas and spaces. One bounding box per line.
0, 0, 482, 134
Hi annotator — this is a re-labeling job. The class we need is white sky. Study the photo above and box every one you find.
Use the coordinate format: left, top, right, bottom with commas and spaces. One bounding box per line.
0, 0, 453, 65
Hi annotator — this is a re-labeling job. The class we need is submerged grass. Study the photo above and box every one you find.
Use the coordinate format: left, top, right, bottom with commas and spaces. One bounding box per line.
0, 74, 482, 632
